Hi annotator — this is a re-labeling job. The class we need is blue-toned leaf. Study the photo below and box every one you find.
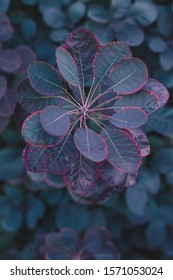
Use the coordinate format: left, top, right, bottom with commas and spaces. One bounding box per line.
23, 144, 47, 173
138, 168, 160, 195
68, 1, 86, 24
113, 88, 160, 114
101, 129, 141, 173
26, 195, 45, 229
65, 28, 99, 89
17, 79, 62, 113
64, 154, 99, 195
109, 58, 148, 95
110, 108, 148, 129
74, 128, 107, 162
125, 185, 148, 216
22, 111, 62, 147
21, 18, 37, 41
111, 0, 131, 19
160, 47, 173, 71
151, 148, 173, 174
0, 75, 7, 98
46, 135, 77, 174
0, 14, 13, 41
0, 0, 10, 13
45, 173, 65, 189
16, 46, 37, 72
56, 47, 80, 87
0, 89, 17, 117
127, 128, 150, 157
40, 106, 70, 137
93, 42, 132, 89
0, 148, 25, 181
114, 21, 144, 47
148, 36, 167, 53
0, 50, 22, 73
2, 207, 23, 232
146, 220, 166, 248
50, 29, 69, 43
131, 2, 157, 27
87, 4, 109, 23
43, 7, 65, 28
157, 7, 173, 37
28, 61, 65, 95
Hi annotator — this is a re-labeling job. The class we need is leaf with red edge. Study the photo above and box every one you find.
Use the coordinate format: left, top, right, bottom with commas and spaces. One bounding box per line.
74, 128, 107, 162
64, 154, 99, 195
93, 42, 132, 87
110, 107, 148, 129
113, 89, 160, 114
0, 75, 7, 98
0, 89, 17, 117
142, 78, 169, 108
23, 144, 47, 173
56, 47, 80, 88
108, 58, 148, 95
22, 111, 62, 147
40, 106, 70, 137
101, 128, 141, 173
28, 61, 65, 96
17, 79, 62, 113
46, 135, 78, 174
126, 128, 150, 157
0, 50, 22, 73
65, 28, 100, 87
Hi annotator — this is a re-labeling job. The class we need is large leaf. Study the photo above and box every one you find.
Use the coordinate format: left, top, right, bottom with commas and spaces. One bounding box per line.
65, 28, 99, 89
22, 111, 62, 147
23, 144, 47, 173
93, 42, 132, 88
17, 79, 62, 113
113, 89, 160, 114
101, 129, 141, 173
0, 50, 22, 73
40, 106, 70, 137
0, 75, 7, 98
143, 78, 169, 107
110, 108, 148, 129
56, 47, 80, 88
46, 135, 77, 174
108, 58, 148, 95
127, 128, 150, 157
28, 61, 65, 95
74, 128, 107, 162
64, 154, 99, 195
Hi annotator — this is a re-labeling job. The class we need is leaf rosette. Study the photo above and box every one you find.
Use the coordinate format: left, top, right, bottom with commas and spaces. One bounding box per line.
17, 28, 169, 199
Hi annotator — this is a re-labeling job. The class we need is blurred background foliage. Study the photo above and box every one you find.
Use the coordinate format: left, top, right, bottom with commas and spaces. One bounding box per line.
1, 0, 173, 260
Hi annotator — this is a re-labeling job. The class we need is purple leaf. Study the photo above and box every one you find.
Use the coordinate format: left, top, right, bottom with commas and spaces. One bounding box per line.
0, 116, 9, 132
93, 42, 132, 87
17, 79, 62, 113
101, 129, 141, 173
28, 61, 65, 95
0, 89, 17, 117
22, 111, 63, 147
65, 28, 100, 88
0, 75, 7, 98
64, 154, 99, 195
126, 128, 150, 157
109, 58, 148, 95
110, 108, 148, 129
74, 128, 107, 162
23, 144, 47, 173
0, 14, 13, 42
46, 135, 78, 174
56, 47, 80, 88
113, 88, 160, 114
143, 78, 169, 108
16, 46, 37, 72
40, 106, 70, 137
0, 50, 22, 73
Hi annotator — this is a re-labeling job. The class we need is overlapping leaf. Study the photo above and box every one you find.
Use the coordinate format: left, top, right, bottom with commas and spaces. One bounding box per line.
23, 144, 47, 173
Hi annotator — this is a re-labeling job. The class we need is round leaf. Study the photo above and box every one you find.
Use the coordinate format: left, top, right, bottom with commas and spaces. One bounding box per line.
0, 50, 22, 73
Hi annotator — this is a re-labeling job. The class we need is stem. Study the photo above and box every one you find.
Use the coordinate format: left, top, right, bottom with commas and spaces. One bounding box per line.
85, 78, 95, 107
61, 88, 82, 108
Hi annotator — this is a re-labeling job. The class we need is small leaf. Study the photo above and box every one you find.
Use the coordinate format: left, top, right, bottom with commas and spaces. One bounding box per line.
22, 111, 62, 147
46, 135, 77, 174
64, 154, 99, 195
148, 36, 167, 53
40, 106, 70, 137
160, 47, 173, 71
28, 61, 65, 95
101, 129, 141, 173
146, 220, 166, 248
131, 2, 158, 27
0, 14, 13, 42
74, 128, 107, 162
87, 4, 109, 23
23, 144, 47, 173
0, 75, 7, 98
0, 50, 22, 73
56, 47, 80, 87
110, 108, 148, 129
43, 7, 65, 28
109, 58, 148, 95
68, 2, 86, 24
151, 148, 173, 174
17, 79, 62, 113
